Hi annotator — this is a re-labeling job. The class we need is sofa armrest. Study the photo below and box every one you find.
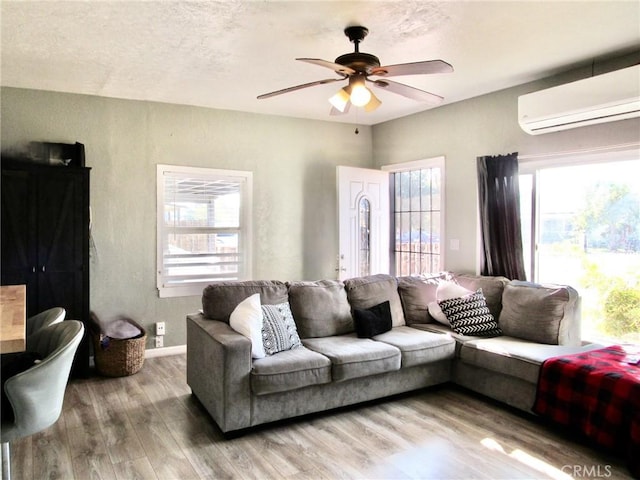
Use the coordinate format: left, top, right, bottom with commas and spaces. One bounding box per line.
186, 313, 252, 432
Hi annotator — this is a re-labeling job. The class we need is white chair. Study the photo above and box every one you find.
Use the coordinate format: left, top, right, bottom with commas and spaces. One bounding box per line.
1, 320, 83, 480
25, 307, 65, 337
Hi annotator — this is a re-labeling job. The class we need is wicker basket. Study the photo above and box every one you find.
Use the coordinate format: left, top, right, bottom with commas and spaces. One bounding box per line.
92, 319, 146, 377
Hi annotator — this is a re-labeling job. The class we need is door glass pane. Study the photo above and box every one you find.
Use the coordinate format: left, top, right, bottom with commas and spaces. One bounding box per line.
400, 171, 410, 211
431, 212, 441, 254
410, 211, 421, 249
536, 159, 640, 344
359, 197, 371, 277
395, 174, 402, 214
431, 168, 441, 210
421, 212, 432, 253
394, 212, 402, 252
421, 169, 432, 212
410, 170, 421, 212
399, 212, 410, 252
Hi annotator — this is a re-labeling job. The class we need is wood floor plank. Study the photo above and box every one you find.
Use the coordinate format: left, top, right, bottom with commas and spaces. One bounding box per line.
66, 423, 117, 480
135, 420, 200, 479
112, 457, 159, 480
215, 433, 285, 480
170, 427, 240, 480
13, 353, 634, 480
63, 380, 101, 430
97, 406, 147, 465
8, 436, 32, 480
31, 416, 75, 480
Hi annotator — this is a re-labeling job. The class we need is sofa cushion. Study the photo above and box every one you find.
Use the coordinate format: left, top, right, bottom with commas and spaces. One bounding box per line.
202, 280, 288, 323
439, 289, 502, 337
499, 281, 581, 346
353, 301, 392, 338
373, 326, 455, 367
251, 346, 332, 395
261, 302, 302, 356
454, 274, 509, 320
344, 274, 406, 327
397, 276, 438, 324
302, 334, 401, 382
287, 280, 353, 338
459, 336, 604, 384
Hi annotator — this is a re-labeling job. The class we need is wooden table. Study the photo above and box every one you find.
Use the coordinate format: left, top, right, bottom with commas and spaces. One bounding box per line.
0, 284, 26, 353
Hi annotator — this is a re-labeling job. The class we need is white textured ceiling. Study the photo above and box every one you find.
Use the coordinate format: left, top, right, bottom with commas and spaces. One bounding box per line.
1, 1, 639, 125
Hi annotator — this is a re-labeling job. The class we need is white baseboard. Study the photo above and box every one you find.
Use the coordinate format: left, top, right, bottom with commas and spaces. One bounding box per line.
89, 344, 186, 369
145, 344, 187, 358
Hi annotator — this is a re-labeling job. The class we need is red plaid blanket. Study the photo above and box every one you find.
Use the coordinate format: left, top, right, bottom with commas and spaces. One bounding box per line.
533, 345, 640, 477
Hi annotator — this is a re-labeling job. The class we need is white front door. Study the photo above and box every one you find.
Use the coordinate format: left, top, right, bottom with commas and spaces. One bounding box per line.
337, 166, 390, 280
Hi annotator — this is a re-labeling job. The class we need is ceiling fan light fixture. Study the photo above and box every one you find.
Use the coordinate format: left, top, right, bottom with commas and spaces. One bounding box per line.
364, 91, 382, 112
349, 76, 371, 107
350, 84, 371, 107
329, 87, 351, 112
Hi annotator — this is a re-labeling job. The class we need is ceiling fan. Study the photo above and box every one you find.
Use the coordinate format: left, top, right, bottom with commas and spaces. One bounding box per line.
257, 25, 453, 115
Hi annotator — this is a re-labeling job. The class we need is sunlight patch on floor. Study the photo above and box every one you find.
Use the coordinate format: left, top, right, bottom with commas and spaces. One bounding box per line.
481, 437, 573, 480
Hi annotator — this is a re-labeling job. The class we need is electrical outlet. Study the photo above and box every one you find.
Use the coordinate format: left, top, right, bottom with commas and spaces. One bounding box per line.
156, 322, 166, 336
155, 336, 164, 348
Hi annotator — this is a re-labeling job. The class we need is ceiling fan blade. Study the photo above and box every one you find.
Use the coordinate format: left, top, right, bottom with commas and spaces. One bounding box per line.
257, 77, 343, 99
370, 60, 453, 77
370, 79, 444, 104
297, 58, 356, 76
330, 101, 351, 116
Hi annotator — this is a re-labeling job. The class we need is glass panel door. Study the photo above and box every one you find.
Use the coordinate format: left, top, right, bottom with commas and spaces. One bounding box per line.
533, 159, 640, 344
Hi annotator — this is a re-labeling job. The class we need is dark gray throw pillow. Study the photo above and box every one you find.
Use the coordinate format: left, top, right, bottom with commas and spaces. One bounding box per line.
353, 301, 393, 338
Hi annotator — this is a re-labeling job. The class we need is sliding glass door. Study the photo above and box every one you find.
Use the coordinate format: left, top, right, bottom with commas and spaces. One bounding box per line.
520, 154, 640, 344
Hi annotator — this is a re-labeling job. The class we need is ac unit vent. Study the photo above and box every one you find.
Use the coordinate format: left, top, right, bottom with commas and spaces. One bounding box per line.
518, 64, 640, 135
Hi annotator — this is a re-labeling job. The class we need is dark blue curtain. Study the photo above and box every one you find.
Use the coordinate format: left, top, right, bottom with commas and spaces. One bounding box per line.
477, 153, 526, 280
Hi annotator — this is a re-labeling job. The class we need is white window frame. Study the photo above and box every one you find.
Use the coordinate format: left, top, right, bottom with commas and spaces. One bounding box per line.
156, 164, 253, 298
382, 156, 446, 276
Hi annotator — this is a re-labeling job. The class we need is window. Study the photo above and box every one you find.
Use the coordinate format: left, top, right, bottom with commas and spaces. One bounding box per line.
383, 157, 445, 276
519, 148, 640, 344
157, 165, 252, 298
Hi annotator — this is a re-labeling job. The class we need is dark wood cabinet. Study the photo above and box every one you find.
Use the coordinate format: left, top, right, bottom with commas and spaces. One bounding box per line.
1, 162, 90, 375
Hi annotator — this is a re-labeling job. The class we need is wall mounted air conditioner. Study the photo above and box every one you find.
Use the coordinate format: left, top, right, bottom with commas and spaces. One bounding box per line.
518, 64, 640, 135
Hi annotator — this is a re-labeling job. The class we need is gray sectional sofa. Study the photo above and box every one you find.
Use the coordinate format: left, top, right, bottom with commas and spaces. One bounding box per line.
186, 273, 602, 434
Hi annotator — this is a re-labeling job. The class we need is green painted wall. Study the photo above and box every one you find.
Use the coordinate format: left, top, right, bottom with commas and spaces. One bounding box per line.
1, 88, 372, 347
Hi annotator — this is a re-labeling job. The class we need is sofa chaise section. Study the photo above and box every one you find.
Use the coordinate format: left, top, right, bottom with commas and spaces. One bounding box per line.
409, 275, 602, 412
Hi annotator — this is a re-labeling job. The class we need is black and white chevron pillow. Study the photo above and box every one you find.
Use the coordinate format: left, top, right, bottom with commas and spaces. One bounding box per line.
438, 289, 502, 337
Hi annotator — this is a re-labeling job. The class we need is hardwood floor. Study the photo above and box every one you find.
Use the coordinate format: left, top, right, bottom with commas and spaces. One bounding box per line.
8, 354, 633, 480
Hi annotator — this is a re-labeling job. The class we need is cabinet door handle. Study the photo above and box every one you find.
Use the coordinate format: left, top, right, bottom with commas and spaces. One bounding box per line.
32, 266, 36, 273
41, 265, 46, 273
